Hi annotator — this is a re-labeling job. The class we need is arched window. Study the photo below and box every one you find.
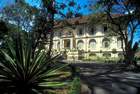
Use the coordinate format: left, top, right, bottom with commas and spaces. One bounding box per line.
77, 28, 83, 36
89, 26, 96, 35
64, 39, 70, 49
102, 38, 110, 48
103, 24, 108, 33
89, 39, 96, 50
77, 40, 84, 50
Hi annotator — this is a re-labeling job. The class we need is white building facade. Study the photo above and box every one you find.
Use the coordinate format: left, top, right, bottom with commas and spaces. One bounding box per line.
52, 17, 124, 60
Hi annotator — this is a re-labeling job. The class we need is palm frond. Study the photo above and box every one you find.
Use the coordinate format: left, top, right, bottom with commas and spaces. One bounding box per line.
0, 33, 72, 94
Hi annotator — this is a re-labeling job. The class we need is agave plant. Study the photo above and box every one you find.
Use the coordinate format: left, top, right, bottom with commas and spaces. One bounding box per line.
0, 33, 71, 94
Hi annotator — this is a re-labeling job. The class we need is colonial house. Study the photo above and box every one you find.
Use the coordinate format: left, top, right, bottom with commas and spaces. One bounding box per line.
52, 15, 124, 60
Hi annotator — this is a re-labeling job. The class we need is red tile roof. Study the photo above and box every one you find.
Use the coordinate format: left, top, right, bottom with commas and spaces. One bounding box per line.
54, 14, 124, 28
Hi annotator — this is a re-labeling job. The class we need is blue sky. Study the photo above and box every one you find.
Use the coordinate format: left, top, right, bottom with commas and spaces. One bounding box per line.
0, 0, 14, 10
0, 0, 91, 15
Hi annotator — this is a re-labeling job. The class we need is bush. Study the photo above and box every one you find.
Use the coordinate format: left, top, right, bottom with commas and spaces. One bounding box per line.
0, 34, 71, 94
68, 77, 81, 94
112, 48, 117, 54
103, 53, 111, 59
89, 53, 96, 56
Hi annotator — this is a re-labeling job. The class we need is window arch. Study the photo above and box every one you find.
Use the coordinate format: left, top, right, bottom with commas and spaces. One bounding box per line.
77, 27, 83, 36
64, 39, 70, 49
77, 40, 84, 50
89, 39, 96, 50
102, 38, 110, 48
89, 26, 96, 35
103, 24, 108, 33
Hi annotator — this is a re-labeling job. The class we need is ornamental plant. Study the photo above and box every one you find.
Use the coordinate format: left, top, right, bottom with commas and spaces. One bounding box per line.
0, 33, 71, 94
68, 77, 81, 94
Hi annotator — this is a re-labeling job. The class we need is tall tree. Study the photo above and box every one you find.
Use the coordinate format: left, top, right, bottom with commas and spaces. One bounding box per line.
33, 0, 86, 57
1, 0, 89, 57
94, 0, 140, 66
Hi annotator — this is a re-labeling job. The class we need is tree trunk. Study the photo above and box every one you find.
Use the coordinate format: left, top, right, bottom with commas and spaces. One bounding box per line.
124, 48, 135, 67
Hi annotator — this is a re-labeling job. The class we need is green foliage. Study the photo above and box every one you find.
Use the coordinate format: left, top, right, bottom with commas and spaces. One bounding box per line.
89, 53, 96, 56
94, 0, 140, 66
112, 48, 117, 54
0, 21, 9, 40
0, 34, 71, 94
68, 77, 81, 94
0, 21, 25, 49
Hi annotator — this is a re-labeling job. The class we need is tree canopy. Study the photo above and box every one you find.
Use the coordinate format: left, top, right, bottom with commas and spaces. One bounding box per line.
94, 0, 140, 66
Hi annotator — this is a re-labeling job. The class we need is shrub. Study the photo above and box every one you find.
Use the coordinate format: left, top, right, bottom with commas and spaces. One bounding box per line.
0, 34, 71, 94
89, 53, 96, 56
112, 48, 117, 54
103, 52, 111, 59
68, 77, 81, 94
